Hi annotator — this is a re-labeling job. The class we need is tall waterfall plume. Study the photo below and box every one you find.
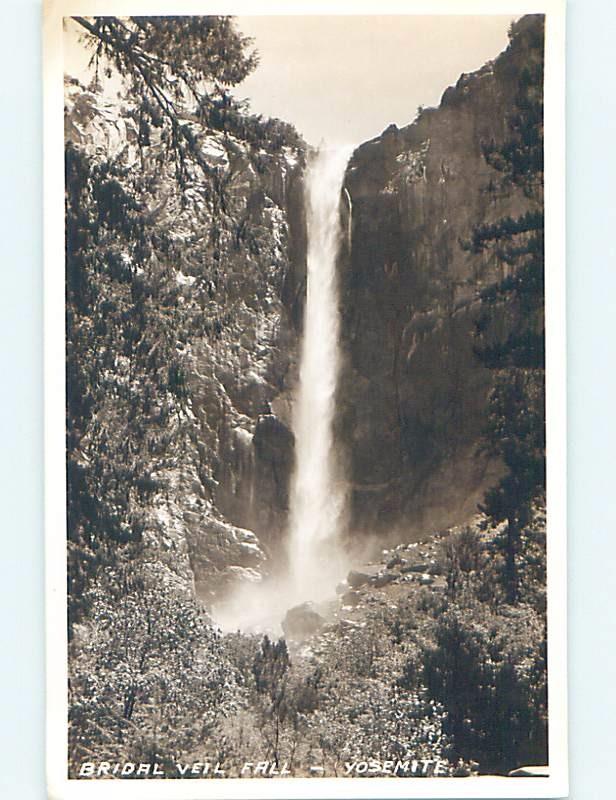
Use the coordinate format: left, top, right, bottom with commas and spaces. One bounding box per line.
212, 146, 353, 633
287, 146, 353, 601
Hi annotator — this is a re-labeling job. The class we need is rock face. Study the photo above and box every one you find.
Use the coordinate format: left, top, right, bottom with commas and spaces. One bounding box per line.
337, 16, 542, 538
64, 76, 306, 601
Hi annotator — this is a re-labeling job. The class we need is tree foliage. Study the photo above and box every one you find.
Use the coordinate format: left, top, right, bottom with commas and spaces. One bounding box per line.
69, 562, 248, 770
73, 16, 256, 183
65, 16, 303, 630
465, 15, 546, 602
72, 16, 303, 185
422, 602, 547, 773
65, 142, 195, 628
397, 516, 548, 773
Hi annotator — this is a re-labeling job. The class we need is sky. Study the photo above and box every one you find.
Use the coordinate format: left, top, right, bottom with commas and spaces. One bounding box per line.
234, 16, 514, 145
64, 15, 515, 147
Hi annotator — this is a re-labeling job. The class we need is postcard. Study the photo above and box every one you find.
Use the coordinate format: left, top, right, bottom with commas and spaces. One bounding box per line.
43, 1, 567, 797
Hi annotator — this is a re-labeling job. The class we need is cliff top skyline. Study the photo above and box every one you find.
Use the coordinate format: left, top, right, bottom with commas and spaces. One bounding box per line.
63, 15, 514, 147
234, 15, 514, 145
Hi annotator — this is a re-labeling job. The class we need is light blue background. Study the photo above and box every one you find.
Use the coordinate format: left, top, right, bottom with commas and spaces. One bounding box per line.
1, 1, 613, 797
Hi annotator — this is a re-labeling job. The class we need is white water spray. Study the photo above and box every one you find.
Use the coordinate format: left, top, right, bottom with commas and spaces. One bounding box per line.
286, 146, 352, 601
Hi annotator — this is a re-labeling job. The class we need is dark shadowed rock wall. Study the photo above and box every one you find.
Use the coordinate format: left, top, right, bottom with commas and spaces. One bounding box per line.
336, 16, 543, 540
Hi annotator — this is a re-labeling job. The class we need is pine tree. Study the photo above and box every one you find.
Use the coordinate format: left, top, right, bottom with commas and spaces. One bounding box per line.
253, 637, 291, 765
72, 16, 257, 185
466, 16, 546, 603
64, 16, 263, 628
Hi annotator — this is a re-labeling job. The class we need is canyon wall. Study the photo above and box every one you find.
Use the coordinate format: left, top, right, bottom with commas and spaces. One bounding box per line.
337, 15, 543, 540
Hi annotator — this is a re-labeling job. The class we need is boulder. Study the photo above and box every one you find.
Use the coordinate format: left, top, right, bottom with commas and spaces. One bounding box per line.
400, 562, 430, 574
373, 572, 398, 588
252, 414, 295, 530
282, 602, 325, 640
347, 565, 380, 588
188, 516, 266, 598
339, 618, 362, 631
224, 566, 262, 584
419, 574, 435, 586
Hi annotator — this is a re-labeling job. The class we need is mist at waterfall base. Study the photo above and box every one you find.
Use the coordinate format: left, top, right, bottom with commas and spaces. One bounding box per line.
213, 147, 354, 635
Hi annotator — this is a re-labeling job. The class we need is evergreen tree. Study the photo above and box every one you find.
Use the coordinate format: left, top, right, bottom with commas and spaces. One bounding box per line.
64, 16, 265, 628
72, 16, 257, 186
65, 143, 193, 627
422, 603, 547, 772
253, 637, 291, 765
466, 16, 546, 603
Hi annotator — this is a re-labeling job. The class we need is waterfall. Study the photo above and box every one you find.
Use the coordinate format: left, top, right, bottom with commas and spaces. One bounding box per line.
212, 146, 353, 633
343, 187, 353, 250
287, 147, 352, 602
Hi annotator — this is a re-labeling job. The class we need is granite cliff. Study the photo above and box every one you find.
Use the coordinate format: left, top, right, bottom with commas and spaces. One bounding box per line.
336, 15, 543, 540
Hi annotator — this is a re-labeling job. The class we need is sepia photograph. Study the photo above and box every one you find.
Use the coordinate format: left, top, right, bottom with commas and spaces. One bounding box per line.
43, 1, 567, 797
